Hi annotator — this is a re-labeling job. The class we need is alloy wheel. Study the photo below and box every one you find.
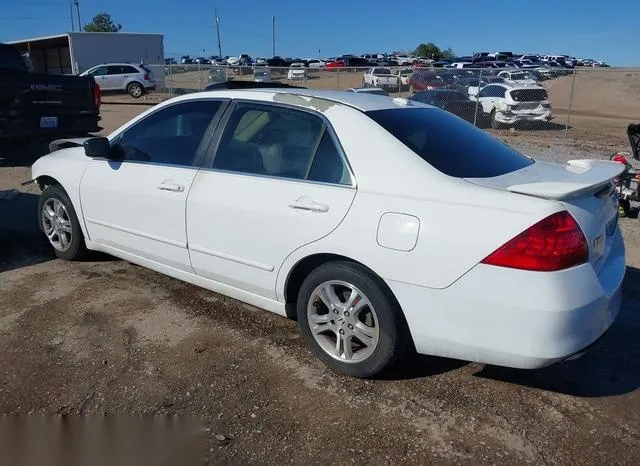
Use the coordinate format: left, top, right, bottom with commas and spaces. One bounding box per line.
307, 281, 380, 363
41, 198, 73, 252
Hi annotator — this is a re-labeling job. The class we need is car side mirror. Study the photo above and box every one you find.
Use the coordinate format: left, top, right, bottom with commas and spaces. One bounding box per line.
83, 137, 111, 158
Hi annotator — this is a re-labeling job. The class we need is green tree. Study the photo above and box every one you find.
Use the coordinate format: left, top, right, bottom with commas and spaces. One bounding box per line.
440, 47, 456, 59
414, 42, 441, 59
83, 13, 122, 32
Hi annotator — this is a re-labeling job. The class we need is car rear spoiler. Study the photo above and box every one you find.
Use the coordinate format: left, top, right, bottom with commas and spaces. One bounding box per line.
49, 137, 93, 152
505, 160, 625, 200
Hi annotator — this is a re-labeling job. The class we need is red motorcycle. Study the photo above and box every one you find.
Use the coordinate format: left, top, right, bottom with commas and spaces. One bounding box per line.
610, 123, 640, 217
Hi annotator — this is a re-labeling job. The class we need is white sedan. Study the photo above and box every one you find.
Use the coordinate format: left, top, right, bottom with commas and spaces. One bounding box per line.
27, 88, 625, 378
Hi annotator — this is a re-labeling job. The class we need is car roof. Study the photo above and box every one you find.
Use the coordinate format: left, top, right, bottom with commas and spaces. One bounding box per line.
178, 88, 426, 112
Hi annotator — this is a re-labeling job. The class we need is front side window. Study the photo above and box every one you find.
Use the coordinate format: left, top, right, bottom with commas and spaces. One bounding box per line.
114, 100, 222, 166
88, 66, 108, 76
213, 103, 350, 184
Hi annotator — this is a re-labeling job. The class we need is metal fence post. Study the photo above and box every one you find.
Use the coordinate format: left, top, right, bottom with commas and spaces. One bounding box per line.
336, 67, 340, 90
564, 68, 577, 139
473, 67, 483, 128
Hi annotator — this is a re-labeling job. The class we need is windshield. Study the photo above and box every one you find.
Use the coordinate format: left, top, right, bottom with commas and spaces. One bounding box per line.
510, 88, 548, 101
366, 108, 533, 178
0, 46, 26, 70
510, 72, 526, 80
373, 68, 392, 76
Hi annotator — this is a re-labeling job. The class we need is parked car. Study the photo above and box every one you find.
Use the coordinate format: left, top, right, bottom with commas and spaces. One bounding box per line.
307, 59, 326, 69
209, 67, 227, 83
253, 68, 273, 82
497, 70, 538, 86
326, 60, 346, 70
394, 68, 414, 87
346, 87, 389, 96
408, 70, 446, 91
28, 87, 625, 378
409, 89, 488, 125
165, 58, 177, 65
81, 63, 156, 98
392, 55, 415, 66
287, 63, 307, 80
449, 62, 475, 69
472, 83, 552, 128
362, 68, 400, 90
0, 42, 101, 142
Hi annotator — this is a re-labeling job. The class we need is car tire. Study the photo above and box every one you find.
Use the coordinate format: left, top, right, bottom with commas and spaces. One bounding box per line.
297, 261, 409, 378
127, 82, 144, 98
38, 185, 87, 261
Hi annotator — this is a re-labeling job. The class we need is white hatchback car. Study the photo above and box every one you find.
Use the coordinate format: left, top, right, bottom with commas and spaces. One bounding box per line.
81, 63, 156, 98
27, 88, 625, 378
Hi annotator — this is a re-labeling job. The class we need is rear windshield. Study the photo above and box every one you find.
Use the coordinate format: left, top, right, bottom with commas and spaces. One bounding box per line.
510, 88, 548, 101
139, 64, 152, 73
373, 68, 392, 76
0, 46, 26, 70
366, 108, 534, 178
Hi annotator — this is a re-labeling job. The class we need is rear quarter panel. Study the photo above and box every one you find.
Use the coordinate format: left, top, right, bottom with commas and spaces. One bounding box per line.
276, 105, 561, 298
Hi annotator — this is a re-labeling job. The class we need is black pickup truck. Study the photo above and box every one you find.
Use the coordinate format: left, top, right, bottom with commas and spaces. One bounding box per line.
0, 43, 101, 141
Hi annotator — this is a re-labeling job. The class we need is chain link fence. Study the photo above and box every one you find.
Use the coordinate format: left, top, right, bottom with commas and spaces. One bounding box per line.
138, 64, 639, 156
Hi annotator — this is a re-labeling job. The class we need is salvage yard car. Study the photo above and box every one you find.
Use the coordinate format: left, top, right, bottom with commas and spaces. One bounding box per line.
0, 42, 101, 142
362, 67, 399, 90
81, 63, 156, 98
472, 83, 552, 128
27, 87, 625, 378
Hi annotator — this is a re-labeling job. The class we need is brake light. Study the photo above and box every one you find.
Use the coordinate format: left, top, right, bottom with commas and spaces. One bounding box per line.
144, 73, 150, 81
92, 83, 101, 108
481, 211, 588, 271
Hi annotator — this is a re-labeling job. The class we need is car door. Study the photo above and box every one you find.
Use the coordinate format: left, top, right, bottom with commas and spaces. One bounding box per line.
186, 102, 357, 299
478, 85, 499, 112
87, 65, 109, 90
80, 99, 228, 272
106, 65, 126, 91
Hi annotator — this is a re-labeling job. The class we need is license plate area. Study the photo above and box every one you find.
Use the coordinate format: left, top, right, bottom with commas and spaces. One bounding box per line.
40, 116, 58, 128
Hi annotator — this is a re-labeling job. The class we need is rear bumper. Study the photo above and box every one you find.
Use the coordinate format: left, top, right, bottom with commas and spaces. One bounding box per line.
497, 109, 553, 124
0, 111, 101, 139
387, 228, 625, 369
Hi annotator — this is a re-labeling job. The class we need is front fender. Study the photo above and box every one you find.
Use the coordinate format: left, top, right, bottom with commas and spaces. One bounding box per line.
31, 147, 91, 239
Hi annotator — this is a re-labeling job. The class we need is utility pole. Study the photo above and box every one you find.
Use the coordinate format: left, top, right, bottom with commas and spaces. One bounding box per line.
69, 1, 75, 31
74, 1, 81, 30
215, 10, 222, 58
272, 16, 275, 57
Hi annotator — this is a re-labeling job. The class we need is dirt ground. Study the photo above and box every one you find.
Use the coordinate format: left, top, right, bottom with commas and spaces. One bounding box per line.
1, 104, 639, 465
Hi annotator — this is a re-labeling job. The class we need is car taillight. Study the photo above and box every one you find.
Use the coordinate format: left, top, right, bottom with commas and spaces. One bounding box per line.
144, 73, 150, 81
92, 83, 101, 108
481, 211, 588, 271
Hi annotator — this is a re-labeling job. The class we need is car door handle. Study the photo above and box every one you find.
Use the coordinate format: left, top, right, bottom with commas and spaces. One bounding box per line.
288, 198, 329, 213
158, 182, 185, 192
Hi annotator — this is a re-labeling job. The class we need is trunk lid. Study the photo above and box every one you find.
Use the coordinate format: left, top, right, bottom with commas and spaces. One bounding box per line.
467, 159, 624, 274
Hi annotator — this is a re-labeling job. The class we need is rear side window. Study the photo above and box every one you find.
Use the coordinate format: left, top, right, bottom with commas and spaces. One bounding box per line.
308, 131, 351, 185
123, 65, 140, 74
366, 108, 533, 178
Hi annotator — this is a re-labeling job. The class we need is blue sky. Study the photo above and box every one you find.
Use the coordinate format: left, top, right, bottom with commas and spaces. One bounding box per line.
1, 0, 638, 65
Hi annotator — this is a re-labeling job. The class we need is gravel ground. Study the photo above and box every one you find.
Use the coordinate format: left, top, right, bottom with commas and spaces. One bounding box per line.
0, 105, 639, 465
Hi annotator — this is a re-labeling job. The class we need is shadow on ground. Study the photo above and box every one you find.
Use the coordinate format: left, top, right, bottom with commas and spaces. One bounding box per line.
0, 141, 51, 168
475, 266, 640, 397
0, 192, 54, 272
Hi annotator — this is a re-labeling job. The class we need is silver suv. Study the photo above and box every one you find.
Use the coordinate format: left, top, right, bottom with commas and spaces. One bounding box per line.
81, 63, 156, 98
